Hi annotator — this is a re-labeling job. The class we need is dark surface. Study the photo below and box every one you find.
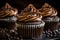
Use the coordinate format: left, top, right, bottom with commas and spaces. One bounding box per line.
0, 22, 60, 40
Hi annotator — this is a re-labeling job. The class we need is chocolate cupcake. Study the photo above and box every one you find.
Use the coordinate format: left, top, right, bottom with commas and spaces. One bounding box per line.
38, 3, 59, 35
17, 4, 45, 39
0, 3, 18, 29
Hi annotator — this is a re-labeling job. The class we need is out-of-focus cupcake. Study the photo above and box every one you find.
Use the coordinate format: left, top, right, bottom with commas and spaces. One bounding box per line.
0, 3, 18, 29
17, 4, 45, 39
38, 3, 59, 34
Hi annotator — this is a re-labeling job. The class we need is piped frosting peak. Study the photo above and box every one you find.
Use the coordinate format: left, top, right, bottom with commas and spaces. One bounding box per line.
38, 3, 57, 16
2, 3, 12, 9
22, 4, 37, 13
0, 3, 18, 17
17, 4, 42, 22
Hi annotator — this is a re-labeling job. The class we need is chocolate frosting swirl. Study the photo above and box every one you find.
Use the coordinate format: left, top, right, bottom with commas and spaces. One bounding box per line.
0, 3, 18, 17
38, 3, 57, 16
17, 4, 42, 22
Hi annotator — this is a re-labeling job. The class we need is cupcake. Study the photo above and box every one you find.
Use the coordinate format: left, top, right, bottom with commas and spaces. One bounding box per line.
0, 3, 18, 29
38, 3, 59, 35
17, 4, 45, 39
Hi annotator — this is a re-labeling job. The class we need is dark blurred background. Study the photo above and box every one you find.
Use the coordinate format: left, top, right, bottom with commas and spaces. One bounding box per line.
0, 0, 60, 17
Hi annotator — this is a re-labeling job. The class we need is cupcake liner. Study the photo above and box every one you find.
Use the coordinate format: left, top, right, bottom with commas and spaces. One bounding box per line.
43, 16, 59, 22
43, 16, 59, 31
17, 21, 45, 38
0, 16, 17, 22
43, 16, 59, 38
18, 21, 45, 29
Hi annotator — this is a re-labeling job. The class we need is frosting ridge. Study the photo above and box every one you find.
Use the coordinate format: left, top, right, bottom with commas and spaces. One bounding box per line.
38, 3, 57, 16
0, 3, 18, 17
17, 4, 42, 22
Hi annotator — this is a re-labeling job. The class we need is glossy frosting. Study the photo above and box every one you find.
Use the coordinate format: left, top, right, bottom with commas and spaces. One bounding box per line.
38, 3, 57, 16
17, 4, 42, 22
0, 3, 18, 17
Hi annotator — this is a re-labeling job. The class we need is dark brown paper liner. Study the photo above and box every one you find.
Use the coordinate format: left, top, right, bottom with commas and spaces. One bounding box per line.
17, 21, 45, 38
43, 16, 59, 31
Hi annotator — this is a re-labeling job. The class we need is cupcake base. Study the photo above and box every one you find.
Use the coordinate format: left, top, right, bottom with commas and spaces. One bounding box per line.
17, 21, 45, 39
43, 16, 59, 38
0, 16, 17, 29
43, 16, 59, 32
44, 22, 59, 31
